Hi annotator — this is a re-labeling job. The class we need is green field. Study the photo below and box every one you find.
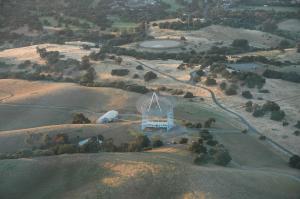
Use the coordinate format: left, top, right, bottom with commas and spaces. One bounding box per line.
108, 16, 138, 31
161, 0, 193, 12
175, 102, 244, 130
40, 16, 97, 30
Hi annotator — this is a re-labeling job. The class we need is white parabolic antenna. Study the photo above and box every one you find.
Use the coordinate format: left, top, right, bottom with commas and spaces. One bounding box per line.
136, 92, 175, 131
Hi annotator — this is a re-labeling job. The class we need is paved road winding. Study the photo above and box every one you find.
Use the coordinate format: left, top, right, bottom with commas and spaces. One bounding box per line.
131, 58, 295, 157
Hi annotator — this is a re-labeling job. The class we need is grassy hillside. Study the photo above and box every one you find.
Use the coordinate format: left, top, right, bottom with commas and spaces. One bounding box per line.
0, 151, 299, 199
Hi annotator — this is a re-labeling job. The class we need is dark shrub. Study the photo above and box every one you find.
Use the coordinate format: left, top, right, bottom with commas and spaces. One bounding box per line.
231, 39, 249, 49
204, 118, 216, 128
136, 65, 144, 70
289, 155, 300, 169
253, 108, 265, 117
80, 137, 102, 153
295, 121, 300, 129
282, 120, 289, 126
126, 84, 149, 94
179, 138, 188, 144
80, 56, 91, 70
213, 148, 232, 166
270, 110, 285, 121
194, 122, 202, 129
199, 133, 213, 141
278, 40, 291, 50
80, 67, 96, 83
206, 140, 218, 146
225, 86, 237, 96
294, 131, 300, 136
132, 74, 139, 79
102, 138, 117, 152
152, 138, 164, 148
263, 69, 283, 79
144, 71, 157, 81
194, 153, 208, 165
242, 129, 248, 134
220, 82, 227, 90
72, 113, 91, 124
205, 78, 217, 86
111, 69, 130, 76
262, 101, 280, 112
184, 92, 194, 98
18, 60, 32, 69
189, 142, 207, 154
242, 91, 253, 99
259, 135, 266, 140
127, 142, 142, 152
245, 101, 253, 112
135, 135, 151, 148
259, 89, 270, 93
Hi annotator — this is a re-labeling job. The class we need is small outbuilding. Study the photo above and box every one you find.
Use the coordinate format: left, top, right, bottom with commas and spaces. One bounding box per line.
96, 110, 119, 124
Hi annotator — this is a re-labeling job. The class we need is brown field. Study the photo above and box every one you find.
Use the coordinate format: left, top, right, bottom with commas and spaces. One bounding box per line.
277, 19, 300, 33
0, 79, 140, 131
0, 151, 299, 199
0, 39, 299, 199
236, 48, 300, 65
148, 23, 287, 50
211, 77, 300, 154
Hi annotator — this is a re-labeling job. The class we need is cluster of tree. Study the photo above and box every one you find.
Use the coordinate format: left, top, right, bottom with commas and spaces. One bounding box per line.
242, 90, 253, 99
289, 155, 300, 170
36, 47, 62, 65
208, 8, 300, 34
0, 132, 165, 160
205, 77, 217, 86
72, 113, 91, 124
183, 121, 203, 129
157, 20, 211, 31
17, 60, 32, 69
218, 80, 239, 96
157, 86, 185, 96
80, 81, 149, 94
263, 69, 300, 83
225, 84, 238, 96
295, 121, 300, 129
231, 39, 250, 50
50, 16, 92, 29
237, 72, 266, 89
144, 71, 158, 82
104, 46, 227, 65
183, 92, 194, 98
210, 64, 265, 90
236, 56, 292, 66
0, 61, 12, 68
245, 100, 286, 121
190, 130, 231, 166
207, 45, 259, 55
184, 118, 216, 129
111, 69, 130, 76
0, 71, 63, 82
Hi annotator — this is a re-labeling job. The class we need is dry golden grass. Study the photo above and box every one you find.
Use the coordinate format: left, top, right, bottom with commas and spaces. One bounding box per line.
101, 160, 161, 187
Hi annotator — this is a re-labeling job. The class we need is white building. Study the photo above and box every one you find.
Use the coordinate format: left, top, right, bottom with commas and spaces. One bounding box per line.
96, 110, 119, 124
